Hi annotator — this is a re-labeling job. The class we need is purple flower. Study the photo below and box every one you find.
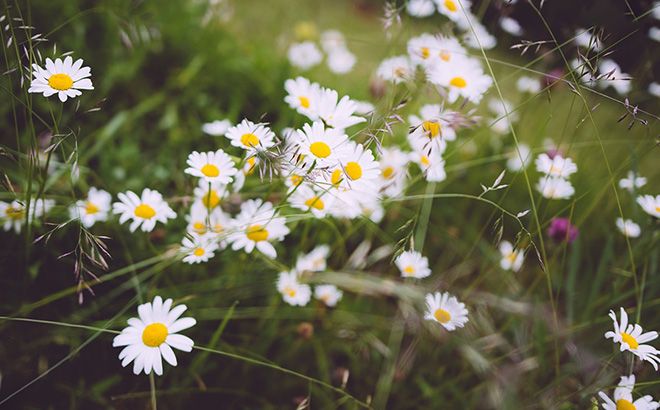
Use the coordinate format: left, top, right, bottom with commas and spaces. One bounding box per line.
547, 217, 579, 243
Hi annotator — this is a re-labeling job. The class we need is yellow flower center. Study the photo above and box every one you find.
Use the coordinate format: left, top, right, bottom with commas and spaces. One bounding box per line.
616, 399, 636, 410
310, 141, 331, 158
621, 332, 639, 350
201, 164, 220, 177
201, 189, 220, 208
434, 308, 452, 324
421, 155, 430, 166
506, 251, 518, 263
290, 174, 303, 186
394, 67, 407, 78
245, 157, 257, 175
440, 51, 451, 62
403, 265, 415, 275
141, 323, 168, 347
449, 76, 467, 88
655, 206, 660, 213
240, 133, 259, 147
48, 73, 74, 91
246, 224, 269, 242
85, 201, 100, 215
304, 196, 325, 210
134, 203, 156, 219
422, 120, 441, 138
331, 169, 343, 186
213, 223, 223, 233
193, 221, 207, 234
421, 47, 430, 59
344, 161, 362, 180
382, 166, 395, 179
444, 0, 457, 12
285, 287, 297, 298
5, 206, 25, 220
193, 247, 205, 257
299, 96, 310, 108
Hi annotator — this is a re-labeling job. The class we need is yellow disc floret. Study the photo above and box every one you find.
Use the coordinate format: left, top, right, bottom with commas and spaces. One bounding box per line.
142, 323, 168, 347
134, 203, 156, 219
434, 308, 451, 324
246, 224, 269, 242
48, 73, 74, 91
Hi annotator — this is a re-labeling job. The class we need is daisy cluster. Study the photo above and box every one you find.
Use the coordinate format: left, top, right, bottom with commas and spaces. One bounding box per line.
287, 28, 357, 74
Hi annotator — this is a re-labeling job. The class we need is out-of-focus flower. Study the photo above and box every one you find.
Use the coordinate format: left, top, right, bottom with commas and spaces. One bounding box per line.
546, 217, 579, 243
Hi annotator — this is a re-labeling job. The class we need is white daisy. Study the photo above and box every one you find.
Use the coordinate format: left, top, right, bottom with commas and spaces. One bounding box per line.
376, 56, 414, 84
378, 147, 410, 198
409, 104, 457, 145
407, 34, 442, 67
184, 149, 237, 184
295, 245, 330, 273
287, 41, 323, 70
0, 200, 26, 233
113, 188, 176, 232
228, 199, 289, 259
436, 0, 471, 21
30, 198, 55, 220
294, 121, 348, 168
284, 77, 321, 119
277, 271, 312, 306
112, 296, 196, 376
460, 20, 497, 50
353, 100, 375, 115
327, 48, 356, 74
598, 59, 631, 95
536, 176, 575, 199
574, 27, 603, 51
193, 180, 228, 210
499, 240, 524, 272
605, 307, 660, 370
598, 374, 659, 410
427, 56, 492, 103
423, 291, 469, 331
202, 119, 232, 136
314, 285, 343, 307
186, 201, 231, 240
637, 195, 660, 218
28, 56, 93, 102
225, 119, 276, 152
506, 143, 532, 172
320, 30, 346, 53
535, 153, 577, 178
69, 187, 112, 228
316, 87, 367, 130
395, 250, 431, 279
516, 76, 541, 94
409, 142, 446, 182
500, 16, 523, 36
616, 218, 641, 238
288, 184, 335, 218
619, 171, 647, 192
333, 141, 380, 190
180, 235, 219, 264
488, 98, 518, 134
406, 0, 436, 17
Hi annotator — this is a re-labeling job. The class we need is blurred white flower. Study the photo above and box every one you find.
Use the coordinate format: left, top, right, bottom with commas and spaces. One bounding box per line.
499, 240, 524, 272
314, 285, 343, 307
406, 0, 436, 17
327, 48, 356, 74
619, 171, 647, 192
637, 195, 660, 218
202, 119, 232, 136
516, 76, 541, 93
506, 143, 531, 172
616, 218, 641, 238
377, 56, 413, 84
536, 176, 575, 199
277, 271, 311, 306
69, 187, 112, 228
288, 41, 323, 70
499, 17, 523, 36
535, 153, 577, 178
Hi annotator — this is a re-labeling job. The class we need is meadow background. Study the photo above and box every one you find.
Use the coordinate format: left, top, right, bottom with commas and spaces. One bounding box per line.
0, 0, 659, 408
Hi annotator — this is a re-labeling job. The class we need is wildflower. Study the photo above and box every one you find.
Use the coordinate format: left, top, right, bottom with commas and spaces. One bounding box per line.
277, 271, 311, 306
225, 119, 276, 152
202, 119, 232, 136
436, 0, 472, 22
409, 144, 446, 182
28, 56, 93, 102
637, 195, 660, 218
605, 307, 660, 370
353, 100, 375, 115
535, 153, 577, 178
0, 200, 26, 233
488, 98, 518, 134
288, 184, 335, 218
536, 176, 575, 199
547, 217, 579, 243
296, 245, 330, 272
193, 180, 228, 209
112, 296, 196, 375
294, 121, 348, 168
427, 56, 492, 103
316, 88, 366, 130
406, 0, 436, 17
408, 104, 456, 153
506, 144, 532, 172
616, 218, 641, 238
499, 240, 524, 271
424, 291, 469, 331
574, 27, 603, 51
499, 16, 523, 36
598, 59, 631, 95
184, 149, 237, 184
287, 41, 323, 70
320, 30, 345, 53
314, 285, 343, 307
228, 199, 289, 259
327, 48, 356, 74
186, 202, 231, 240
516, 76, 541, 94
619, 171, 647, 192
284, 77, 321, 119
113, 188, 176, 232
649, 82, 660, 97
181, 235, 219, 264
598, 374, 659, 410
378, 147, 410, 198
333, 141, 380, 190
69, 187, 112, 228
395, 250, 431, 279
377, 56, 414, 84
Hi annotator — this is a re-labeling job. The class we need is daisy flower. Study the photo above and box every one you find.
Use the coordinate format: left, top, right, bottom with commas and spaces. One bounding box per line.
406, 0, 436, 17
69, 187, 112, 228
333, 142, 380, 189
637, 195, 660, 218
327, 48, 356, 74
277, 271, 312, 306
500, 16, 523, 36
461, 20, 497, 49
180, 235, 219, 264
605, 307, 660, 370
28, 56, 93, 102
427, 56, 492, 103
410, 142, 447, 182
295, 245, 330, 272
408, 104, 457, 147
202, 119, 232, 136
619, 171, 647, 192
506, 144, 532, 172
228, 199, 289, 259
598, 59, 631, 95
378, 147, 410, 198
516, 76, 541, 94
314, 285, 343, 307
284, 77, 321, 119
288, 184, 335, 218
423, 291, 469, 331
616, 218, 641, 238
193, 180, 228, 210
535, 153, 577, 178
377, 56, 414, 84
395, 250, 431, 279
536, 176, 575, 200
186, 202, 231, 239
184, 149, 237, 184
287, 41, 323, 70
0, 200, 26, 233
320, 30, 346, 53
112, 296, 196, 376
294, 121, 348, 168
353, 100, 375, 115
225, 119, 276, 152
574, 27, 603, 51
113, 188, 176, 232
598, 375, 659, 410
316, 88, 367, 130
436, 0, 471, 21
407, 34, 465, 67
499, 240, 524, 272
